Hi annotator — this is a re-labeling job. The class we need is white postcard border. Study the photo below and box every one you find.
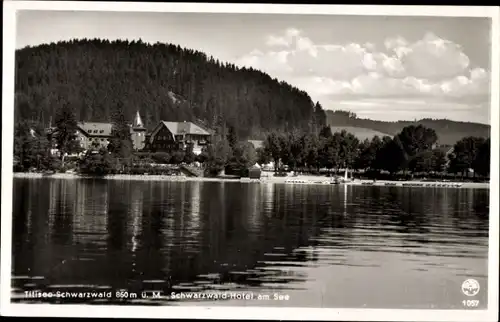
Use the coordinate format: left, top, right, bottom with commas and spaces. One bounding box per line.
1, 2, 499, 321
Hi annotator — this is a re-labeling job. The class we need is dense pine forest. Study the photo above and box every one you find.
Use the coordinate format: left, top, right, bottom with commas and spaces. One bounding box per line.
14, 38, 327, 139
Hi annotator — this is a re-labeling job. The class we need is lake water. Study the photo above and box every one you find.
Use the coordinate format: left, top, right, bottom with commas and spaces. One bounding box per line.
11, 178, 490, 309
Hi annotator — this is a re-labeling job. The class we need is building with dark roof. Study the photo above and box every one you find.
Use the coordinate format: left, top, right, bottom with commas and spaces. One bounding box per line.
75, 122, 113, 150
48, 111, 147, 151
248, 140, 264, 150
431, 144, 454, 169
145, 121, 211, 155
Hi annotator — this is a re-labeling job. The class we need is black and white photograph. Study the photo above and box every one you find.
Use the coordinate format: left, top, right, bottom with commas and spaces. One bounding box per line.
1, 2, 499, 321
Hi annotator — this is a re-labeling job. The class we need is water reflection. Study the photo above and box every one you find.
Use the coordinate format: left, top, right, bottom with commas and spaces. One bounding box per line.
12, 179, 489, 308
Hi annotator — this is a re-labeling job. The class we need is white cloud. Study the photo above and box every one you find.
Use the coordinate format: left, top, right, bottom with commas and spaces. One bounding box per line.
364, 42, 376, 51
382, 56, 405, 77
393, 32, 470, 79
264, 27, 303, 48
265, 35, 290, 47
296, 36, 314, 52
471, 67, 488, 81
439, 67, 490, 96
236, 49, 292, 74
384, 36, 408, 52
291, 76, 352, 97
234, 28, 490, 100
285, 27, 301, 38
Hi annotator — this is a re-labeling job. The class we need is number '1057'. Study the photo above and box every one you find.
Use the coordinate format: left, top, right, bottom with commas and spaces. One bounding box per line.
462, 300, 479, 307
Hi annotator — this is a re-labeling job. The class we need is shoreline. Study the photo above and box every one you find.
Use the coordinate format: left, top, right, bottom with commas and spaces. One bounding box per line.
12, 172, 490, 189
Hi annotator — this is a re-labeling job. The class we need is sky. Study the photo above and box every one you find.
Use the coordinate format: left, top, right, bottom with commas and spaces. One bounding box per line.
16, 10, 493, 124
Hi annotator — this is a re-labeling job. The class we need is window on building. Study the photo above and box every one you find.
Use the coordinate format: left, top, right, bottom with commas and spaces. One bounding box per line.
100, 130, 104, 133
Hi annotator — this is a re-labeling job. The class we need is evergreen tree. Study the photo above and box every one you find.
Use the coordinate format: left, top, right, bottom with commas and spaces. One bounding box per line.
305, 134, 320, 172
354, 139, 372, 170
226, 124, 238, 150
256, 147, 271, 166
108, 101, 133, 169
409, 151, 434, 173
449, 136, 485, 176
431, 150, 448, 173
79, 148, 113, 176
183, 144, 196, 164
54, 102, 79, 166
318, 125, 333, 139
378, 136, 407, 175
263, 131, 282, 173
337, 130, 360, 169
473, 138, 490, 177
240, 142, 257, 168
204, 139, 232, 176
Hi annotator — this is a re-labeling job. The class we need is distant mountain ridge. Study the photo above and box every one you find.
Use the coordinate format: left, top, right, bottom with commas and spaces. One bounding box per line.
329, 126, 392, 142
326, 110, 490, 145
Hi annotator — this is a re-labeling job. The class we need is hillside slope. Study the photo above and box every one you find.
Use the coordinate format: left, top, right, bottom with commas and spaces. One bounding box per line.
330, 126, 392, 142
14, 39, 327, 139
326, 110, 490, 146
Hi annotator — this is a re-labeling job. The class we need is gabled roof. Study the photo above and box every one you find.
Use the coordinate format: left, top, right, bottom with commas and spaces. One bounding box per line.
133, 111, 145, 128
161, 121, 211, 136
77, 122, 113, 137
148, 121, 211, 144
248, 140, 264, 149
250, 163, 261, 169
434, 145, 454, 155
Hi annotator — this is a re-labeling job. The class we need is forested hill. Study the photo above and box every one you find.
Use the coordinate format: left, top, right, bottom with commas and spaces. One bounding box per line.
14, 38, 327, 139
326, 110, 490, 146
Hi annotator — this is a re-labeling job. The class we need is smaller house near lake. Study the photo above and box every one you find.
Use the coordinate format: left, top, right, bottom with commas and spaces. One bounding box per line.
248, 163, 262, 179
248, 140, 264, 150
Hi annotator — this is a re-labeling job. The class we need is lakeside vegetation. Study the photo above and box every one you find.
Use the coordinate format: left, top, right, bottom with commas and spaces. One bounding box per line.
14, 103, 490, 182
258, 124, 490, 181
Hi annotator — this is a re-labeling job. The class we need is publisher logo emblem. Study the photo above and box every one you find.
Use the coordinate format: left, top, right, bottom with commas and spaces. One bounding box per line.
461, 279, 480, 297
